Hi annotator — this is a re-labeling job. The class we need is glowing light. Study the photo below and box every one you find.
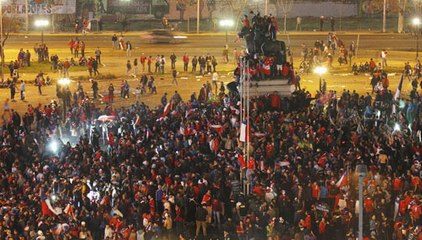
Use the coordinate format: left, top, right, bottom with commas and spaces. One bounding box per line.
394, 123, 401, 132
50, 194, 58, 202
413, 17, 421, 26
58, 78, 70, 86
48, 140, 59, 153
314, 66, 327, 75
34, 19, 49, 27
219, 19, 235, 27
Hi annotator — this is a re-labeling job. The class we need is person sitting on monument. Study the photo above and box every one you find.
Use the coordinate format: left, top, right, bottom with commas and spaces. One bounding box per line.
235, 15, 251, 43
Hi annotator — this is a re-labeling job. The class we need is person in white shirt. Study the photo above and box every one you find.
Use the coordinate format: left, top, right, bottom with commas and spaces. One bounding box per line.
381, 49, 387, 68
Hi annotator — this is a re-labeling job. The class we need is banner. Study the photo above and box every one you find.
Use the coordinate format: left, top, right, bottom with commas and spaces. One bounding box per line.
3, 0, 76, 15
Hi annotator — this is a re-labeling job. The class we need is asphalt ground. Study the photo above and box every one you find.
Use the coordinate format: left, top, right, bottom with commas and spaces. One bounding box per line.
1, 31, 419, 114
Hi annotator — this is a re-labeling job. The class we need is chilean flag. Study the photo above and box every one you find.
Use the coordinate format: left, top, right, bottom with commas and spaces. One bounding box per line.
336, 171, 349, 188
162, 102, 172, 117
260, 64, 271, 75
51, 223, 63, 236
248, 67, 258, 76
40, 190, 56, 217
210, 124, 224, 135
394, 74, 404, 101
64, 204, 76, 220
240, 121, 250, 142
179, 125, 185, 135
135, 114, 141, 126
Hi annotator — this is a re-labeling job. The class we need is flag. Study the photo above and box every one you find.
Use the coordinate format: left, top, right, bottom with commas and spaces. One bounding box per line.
179, 125, 185, 135
185, 108, 196, 118
210, 125, 224, 135
162, 102, 172, 117
64, 204, 76, 220
146, 128, 153, 139
240, 122, 250, 142
45, 199, 58, 216
135, 114, 141, 126
41, 199, 54, 217
336, 171, 349, 188
260, 64, 271, 75
394, 74, 404, 101
40, 190, 55, 217
51, 223, 63, 236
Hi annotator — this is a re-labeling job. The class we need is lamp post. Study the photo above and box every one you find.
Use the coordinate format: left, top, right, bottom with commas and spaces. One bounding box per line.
413, 17, 420, 60
219, 19, 234, 46
356, 164, 368, 240
34, 19, 49, 46
314, 66, 327, 92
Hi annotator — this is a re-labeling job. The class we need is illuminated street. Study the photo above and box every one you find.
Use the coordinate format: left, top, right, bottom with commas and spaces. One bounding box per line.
2, 32, 420, 113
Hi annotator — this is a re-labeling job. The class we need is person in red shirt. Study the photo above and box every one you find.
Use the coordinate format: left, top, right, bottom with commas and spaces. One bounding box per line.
270, 94, 281, 110
411, 175, 421, 192
73, 41, 79, 58
311, 181, 320, 201
235, 15, 251, 43
140, 53, 146, 72
236, 221, 246, 239
410, 202, 421, 222
243, 15, 250, 29
265, 142, 274, 158
183, 53, 189, 72
364, 197, 374, 213
68, 38, 75, 55
212, 199, 222, 226
304, 213, 312, 230
147, 56, 152, 73
393, 177, 403, 192
319, 217, 326, 236
369, 58, 376, 73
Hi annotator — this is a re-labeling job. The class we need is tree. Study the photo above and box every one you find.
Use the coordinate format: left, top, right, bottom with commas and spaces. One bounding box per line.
273, 0, 293, 33
206, 0, 216, 19
1, 9, 20, 82
176, 0, 187, 20
397, 0, 407, 33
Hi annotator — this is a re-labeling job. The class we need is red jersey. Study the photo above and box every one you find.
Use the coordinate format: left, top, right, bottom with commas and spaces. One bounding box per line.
140, 56, 146, 64
183, 55, 189, 63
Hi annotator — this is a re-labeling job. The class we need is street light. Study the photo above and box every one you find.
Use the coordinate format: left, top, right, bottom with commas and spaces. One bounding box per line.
58, 78, 71, 86
219, 19, 234, 46
413, 17, 420, 60
355, 164, 368, 240
314, 66, 327, 92
34, 19, 49, 46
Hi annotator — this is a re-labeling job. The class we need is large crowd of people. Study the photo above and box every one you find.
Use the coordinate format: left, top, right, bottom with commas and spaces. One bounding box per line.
0, 58, 421, 240
0, 12, 420, 240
